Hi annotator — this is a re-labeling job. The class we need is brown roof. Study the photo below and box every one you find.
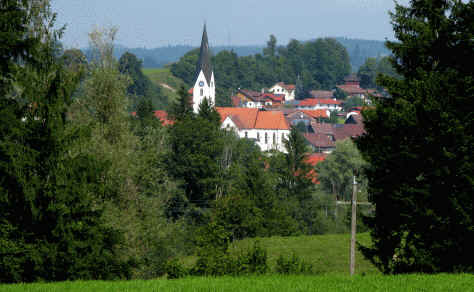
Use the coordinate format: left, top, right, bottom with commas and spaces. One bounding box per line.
333, 124, 365, 141
304, 133, 335, 148
336, 84, 367, 95
310, 122, 334, 135
309, 90, 334, 99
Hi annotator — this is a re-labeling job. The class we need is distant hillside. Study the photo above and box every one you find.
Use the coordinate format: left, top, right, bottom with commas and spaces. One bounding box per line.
83, 38, 389, 71
111, 45, 264, 68
334, 37, 391, 72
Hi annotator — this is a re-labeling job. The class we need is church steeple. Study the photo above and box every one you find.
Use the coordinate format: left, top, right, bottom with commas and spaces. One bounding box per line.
192, 24, 215, 113
196, 24, 212, 85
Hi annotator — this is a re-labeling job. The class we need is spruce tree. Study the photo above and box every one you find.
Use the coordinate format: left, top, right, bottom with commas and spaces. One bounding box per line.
356, 0, 473, 273
0, 0, 129, 282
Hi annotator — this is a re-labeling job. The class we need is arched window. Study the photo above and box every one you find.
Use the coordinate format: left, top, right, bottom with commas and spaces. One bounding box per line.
265, 132, 268, 144
200, 88, 203, 96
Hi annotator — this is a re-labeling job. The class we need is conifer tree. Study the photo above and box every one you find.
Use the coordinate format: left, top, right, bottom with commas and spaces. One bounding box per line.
0, 0, 129, 282
356, 0, 473, 273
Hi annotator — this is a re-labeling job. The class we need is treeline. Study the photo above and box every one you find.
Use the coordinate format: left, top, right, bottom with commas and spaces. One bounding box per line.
81, 38, 389, 71
357, 56, 399, 89
334, 37, 391, 71
0, 1, 367, 283
171, 35, 351, 106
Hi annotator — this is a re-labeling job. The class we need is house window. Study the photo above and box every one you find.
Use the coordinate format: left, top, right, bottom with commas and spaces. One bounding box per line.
245, 131, 248, 138
200, 88, 203, 96
273, 132, 276, 144
281, 133, 285, 142
211, 81, 213, 87
265, 132, 268, 144
257, 132, 260, 141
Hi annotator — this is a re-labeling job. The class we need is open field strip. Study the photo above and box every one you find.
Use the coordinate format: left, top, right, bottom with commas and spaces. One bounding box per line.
1, 274, 473, 292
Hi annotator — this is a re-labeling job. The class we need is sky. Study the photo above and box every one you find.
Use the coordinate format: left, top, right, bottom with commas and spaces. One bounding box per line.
52, 0, 408, 49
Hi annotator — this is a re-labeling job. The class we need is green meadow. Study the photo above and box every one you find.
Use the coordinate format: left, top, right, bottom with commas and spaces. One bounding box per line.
2, 274, 472, 292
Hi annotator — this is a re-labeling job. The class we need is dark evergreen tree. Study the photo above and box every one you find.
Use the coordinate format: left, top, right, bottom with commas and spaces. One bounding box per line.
295, 74, 306, 100
356, 0, 474, 274
0, 0, 130, 282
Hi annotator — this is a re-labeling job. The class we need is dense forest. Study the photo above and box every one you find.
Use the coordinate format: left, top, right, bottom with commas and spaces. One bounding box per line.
171, 36, 352, 106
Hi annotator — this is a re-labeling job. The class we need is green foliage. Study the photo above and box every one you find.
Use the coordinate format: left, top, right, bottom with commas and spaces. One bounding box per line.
316, 140, 367, 201
0, 2, 130, 283
357, 57, 377, 89
189, 222, 268, 277
275, 253, 312, 275
118, 52, 167, 109
171, 37, 351, 106
356, 0, 474, 274
165, 259, 189, 279
343, 96, 366, 112
357, 56, 399, 89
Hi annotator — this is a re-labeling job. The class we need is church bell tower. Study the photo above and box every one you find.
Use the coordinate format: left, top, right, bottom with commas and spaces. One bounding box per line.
192, 24, 215, 113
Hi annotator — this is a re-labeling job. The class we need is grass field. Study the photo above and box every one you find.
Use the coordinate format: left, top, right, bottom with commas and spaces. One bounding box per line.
182, 233, 377, 275
142, 67, 186, 104
2, 274, 473, 292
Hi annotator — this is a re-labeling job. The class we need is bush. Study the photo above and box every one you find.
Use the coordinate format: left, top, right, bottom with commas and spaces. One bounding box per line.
165, 259, 189, 279
275, 253, 313, 274
235, 241, 268, 275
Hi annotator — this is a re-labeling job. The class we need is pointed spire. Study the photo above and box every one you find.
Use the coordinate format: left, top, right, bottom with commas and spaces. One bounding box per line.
196, 23, 213, 84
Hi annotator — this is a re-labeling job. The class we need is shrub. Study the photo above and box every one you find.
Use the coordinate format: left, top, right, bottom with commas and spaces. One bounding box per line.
275, 253, 313, 274
165, 259, 189, 279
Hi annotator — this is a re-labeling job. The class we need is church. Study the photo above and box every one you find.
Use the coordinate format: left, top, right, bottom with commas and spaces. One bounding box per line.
190, 25, 290, 153
191, 25, 216, 113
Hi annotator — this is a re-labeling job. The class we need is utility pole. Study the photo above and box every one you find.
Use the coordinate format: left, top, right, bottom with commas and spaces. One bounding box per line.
350, 173, 357, 276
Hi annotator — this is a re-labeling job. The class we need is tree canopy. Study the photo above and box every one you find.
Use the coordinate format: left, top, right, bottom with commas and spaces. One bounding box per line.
171, 36, 351, 106
356, 0, 473, 274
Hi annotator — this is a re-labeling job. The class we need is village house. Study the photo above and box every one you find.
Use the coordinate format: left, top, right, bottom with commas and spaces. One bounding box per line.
269, 82, 296, 101
296, 98, 342, 112
231, 89, 284, 108
217, 107, 290, 152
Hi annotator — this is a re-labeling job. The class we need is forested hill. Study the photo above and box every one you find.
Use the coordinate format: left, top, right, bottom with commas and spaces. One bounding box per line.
81, 38, 388, 70
333, 37, 391, 71
110, 45, 264, 68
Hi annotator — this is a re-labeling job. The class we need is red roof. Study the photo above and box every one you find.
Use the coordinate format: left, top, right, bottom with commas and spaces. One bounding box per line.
216, 107, 289, 130
276, 82, 296, 91
130, 110, 174, 126
216, 107, 259, 129
231, 96, 241, 107
299, 98, 342, 107
254, 111, 290, 130
188, 87, 193, 95
300, 110, 328, 119
305, 153, 327, 184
